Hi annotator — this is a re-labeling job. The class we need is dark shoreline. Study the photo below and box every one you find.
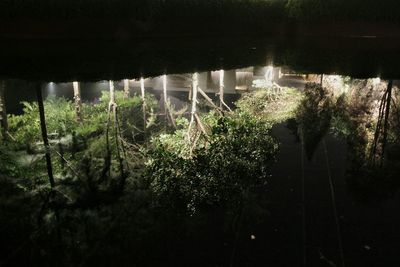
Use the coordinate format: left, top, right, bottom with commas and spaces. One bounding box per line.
1, 20, 400, 40
1, 20, 400, 82
1, 33, 400, 82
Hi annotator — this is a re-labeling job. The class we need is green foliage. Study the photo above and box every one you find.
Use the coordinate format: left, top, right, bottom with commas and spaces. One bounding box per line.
4, 91, 159, 193
236, 86, 302, 123
146, 111, 278, 213
8, 97, 78, 147
8, 91, 158, 147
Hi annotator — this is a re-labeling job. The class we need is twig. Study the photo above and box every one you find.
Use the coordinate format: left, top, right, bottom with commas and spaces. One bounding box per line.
197, 87, 224, 115
194, 113, 207, 136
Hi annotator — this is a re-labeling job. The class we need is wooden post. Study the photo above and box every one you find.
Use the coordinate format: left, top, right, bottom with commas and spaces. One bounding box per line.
0, 80, 8, 140
36, 83, 55, 188
123, 79, 130, 99
73, 81, 82, 122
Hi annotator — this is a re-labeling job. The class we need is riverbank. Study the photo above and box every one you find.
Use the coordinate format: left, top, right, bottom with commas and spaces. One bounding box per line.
1, 20, 400, 40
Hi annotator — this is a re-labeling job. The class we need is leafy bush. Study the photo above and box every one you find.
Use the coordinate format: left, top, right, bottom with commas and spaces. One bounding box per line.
8, 91, 158, 148
145, 111, 278, 213
8, 97, 78, 148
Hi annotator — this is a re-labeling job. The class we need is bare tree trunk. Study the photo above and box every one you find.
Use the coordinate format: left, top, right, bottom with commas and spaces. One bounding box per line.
320, 74, 324, 87
140, 78, 146, 132
0, 80, 8, 140
218, 70, 232, 111
219, 70, 224, 109
36, 83, 55, 188
188, 73, 199, 134
123, 79, 130, 99
73, 81, 82, 123
381, 80, 393, 160
163, 74, 168, 124
161, 74, 177, 128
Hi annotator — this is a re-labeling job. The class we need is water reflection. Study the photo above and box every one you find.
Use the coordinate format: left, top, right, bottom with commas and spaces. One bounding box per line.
1, 69, 400, 266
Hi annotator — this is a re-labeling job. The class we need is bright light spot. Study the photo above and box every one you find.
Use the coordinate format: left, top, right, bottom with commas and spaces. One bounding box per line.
250, 235, 256, 240
47, 82, 56, 95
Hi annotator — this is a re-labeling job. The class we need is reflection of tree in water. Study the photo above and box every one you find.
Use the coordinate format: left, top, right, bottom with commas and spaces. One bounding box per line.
295, 83, 334, 160
292, 79, 400, 202
331, 79, 400, 202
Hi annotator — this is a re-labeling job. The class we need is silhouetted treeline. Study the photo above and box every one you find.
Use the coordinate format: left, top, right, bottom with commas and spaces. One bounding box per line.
1, 0, 400, 22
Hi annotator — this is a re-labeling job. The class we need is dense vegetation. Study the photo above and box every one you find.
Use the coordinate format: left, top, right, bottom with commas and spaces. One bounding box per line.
1, 78, 400, 265
0, 84, 284, 265
146, 112, 278, 213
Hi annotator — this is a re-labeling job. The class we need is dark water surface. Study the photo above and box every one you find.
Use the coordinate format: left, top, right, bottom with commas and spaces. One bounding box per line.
1, 35, 400, 81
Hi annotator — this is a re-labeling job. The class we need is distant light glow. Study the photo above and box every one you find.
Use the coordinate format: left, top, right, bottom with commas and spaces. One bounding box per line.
48, 82, 56, 95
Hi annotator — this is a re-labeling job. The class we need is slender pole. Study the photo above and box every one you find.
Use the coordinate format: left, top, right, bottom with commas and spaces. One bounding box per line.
141, 78, 146, 131
163, 74, 168, 114
73, 81, 82, 122
36, 83, 55, 188
109, 80, 115, 104
0, 80, 8, 140
123, 79, 130, 99
140, 78, 145, 101
219, 70, 224, 109
163, 74, 168, 126
381, 80, 393, 160
188, 73, 199, 139
191, 73, 199, 116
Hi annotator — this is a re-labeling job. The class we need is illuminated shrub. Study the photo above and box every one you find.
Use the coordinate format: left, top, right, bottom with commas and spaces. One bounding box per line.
145, 112, 278, 213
